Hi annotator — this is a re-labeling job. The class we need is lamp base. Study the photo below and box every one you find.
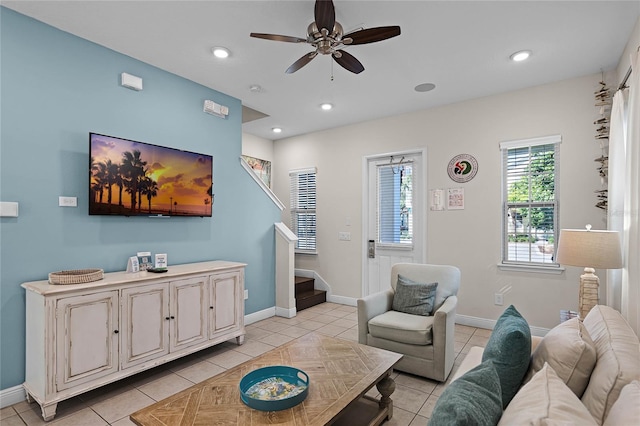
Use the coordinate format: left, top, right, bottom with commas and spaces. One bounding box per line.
579, 267, 599, 319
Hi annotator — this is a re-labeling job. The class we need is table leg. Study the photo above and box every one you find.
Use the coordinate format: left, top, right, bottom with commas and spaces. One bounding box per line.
376, 374, 396, 420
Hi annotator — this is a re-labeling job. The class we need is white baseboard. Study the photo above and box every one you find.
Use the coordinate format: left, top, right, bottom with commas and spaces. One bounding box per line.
0, 384, 25, 409
245, 307, 275, 325
275, 306, 297, 318
328, 294, 357, 306
456, 314, 549, 337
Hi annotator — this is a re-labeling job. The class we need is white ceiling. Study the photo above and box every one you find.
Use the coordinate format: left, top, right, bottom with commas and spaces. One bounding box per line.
3, 1, 639, 141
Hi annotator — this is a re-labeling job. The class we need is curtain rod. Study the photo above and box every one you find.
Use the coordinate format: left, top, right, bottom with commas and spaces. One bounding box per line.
618, 45, 640, 90
618, 66, 632, 90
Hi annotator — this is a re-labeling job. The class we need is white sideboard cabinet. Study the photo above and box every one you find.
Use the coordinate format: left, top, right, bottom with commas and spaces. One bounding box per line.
22, 261, 246, 421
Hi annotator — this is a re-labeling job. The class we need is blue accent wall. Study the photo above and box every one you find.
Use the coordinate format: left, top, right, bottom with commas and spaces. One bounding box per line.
0, 8, 279, 390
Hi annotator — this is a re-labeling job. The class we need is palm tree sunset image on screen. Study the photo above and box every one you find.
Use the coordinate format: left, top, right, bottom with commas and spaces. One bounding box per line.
89, 133, 213, 217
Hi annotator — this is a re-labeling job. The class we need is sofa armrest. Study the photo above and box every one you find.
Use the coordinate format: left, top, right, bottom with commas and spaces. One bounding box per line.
451, 346, 484, 382
432, 295, 458, 381
357, 289, 394, 344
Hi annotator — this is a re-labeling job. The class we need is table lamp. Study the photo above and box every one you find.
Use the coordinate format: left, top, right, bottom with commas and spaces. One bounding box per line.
556, 224, 622, 319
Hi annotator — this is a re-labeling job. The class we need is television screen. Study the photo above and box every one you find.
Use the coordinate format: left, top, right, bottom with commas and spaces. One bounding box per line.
89, 133, 213, 217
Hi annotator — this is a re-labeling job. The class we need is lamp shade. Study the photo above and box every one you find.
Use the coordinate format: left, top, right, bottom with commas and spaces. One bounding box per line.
556, 227, 623, 269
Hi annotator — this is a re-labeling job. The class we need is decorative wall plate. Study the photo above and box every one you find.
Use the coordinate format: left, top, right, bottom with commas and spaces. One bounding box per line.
447, 154, 478, 183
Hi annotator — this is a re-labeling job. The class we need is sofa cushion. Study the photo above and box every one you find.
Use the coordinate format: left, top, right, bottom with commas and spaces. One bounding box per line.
368, 310, 433, 345
524, 317, 596, 397
482, 305, 531, 408
603, 380, 640, 426
581, 305, 640, 424
428, 360, 502, 426
498, 363, 598, 426
391, 275, 438, 316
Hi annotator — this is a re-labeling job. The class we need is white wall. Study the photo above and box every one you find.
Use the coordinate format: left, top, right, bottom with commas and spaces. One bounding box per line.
242, 132, 274, 164
616, 16, 639, 84
273, 73, 608, 330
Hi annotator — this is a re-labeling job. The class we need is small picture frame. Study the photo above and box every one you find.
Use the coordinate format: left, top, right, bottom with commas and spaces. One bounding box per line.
448, 188, 465, 210
126, 256, 140, 273
155, 253, 168, 269
137, 251, 152, 271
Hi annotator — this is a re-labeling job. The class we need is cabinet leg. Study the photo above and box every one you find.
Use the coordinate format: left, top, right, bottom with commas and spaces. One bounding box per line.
25, 392, 35, 404
41, 403, 57, 421
236, 334, 245, 345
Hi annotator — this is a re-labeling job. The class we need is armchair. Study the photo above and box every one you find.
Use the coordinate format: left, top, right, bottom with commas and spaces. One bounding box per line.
357, 263, 460, 381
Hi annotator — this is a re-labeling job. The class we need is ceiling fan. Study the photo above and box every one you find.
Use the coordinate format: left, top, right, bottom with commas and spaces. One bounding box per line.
250, 0, 401, 74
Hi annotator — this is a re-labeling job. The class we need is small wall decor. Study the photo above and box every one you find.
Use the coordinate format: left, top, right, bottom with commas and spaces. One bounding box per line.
242, 155, 272, 188
448, 188, 465, 210
447, 154, 478, 183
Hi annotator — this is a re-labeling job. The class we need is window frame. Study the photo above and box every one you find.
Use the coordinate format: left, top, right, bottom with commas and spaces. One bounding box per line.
500, 135, 562, 271
289, 167, 317, 255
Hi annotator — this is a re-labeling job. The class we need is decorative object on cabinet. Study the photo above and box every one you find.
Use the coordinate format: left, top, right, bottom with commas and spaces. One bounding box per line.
594, 78, 611, 210
22, 260, 246, 421
48, 268, 104, 285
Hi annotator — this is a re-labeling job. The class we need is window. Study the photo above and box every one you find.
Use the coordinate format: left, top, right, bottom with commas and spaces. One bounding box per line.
290, 168, 317, 253
377, 162, 413, 245
501, 135, 560, 266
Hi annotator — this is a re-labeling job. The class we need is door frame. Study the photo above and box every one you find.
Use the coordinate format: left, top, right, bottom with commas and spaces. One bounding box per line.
361, 148, 428, 297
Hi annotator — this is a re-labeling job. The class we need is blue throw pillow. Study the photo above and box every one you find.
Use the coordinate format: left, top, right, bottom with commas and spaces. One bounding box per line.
392, 274, 438, 316
428, 360, 503, 426
482, 305, 532, 408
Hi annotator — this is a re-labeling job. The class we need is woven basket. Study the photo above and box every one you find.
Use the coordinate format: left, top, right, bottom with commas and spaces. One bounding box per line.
49, 269, 104, 285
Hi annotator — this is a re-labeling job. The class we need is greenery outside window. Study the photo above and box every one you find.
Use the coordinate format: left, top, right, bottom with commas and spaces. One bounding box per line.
290, 168, 317, 254
377, 163, 413, 246
501, 135, 561, 266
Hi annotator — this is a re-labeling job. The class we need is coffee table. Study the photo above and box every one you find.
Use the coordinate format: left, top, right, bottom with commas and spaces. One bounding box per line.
130, 332, 402, 425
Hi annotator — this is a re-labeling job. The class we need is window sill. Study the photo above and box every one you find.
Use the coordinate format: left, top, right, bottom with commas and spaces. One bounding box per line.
295, 251, 318, 256
497, 263, 565, 274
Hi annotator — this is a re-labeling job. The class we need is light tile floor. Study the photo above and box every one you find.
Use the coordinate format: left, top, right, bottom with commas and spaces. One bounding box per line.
1, 302, 489, 425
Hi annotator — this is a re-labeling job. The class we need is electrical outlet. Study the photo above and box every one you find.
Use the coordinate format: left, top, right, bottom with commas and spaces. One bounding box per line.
58, 196, 77, 207
338, 232, 351, 241
244, 289, 249, 300
494, 293, 504, 306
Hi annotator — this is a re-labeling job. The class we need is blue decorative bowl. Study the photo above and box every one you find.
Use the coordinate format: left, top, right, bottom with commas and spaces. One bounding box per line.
239, 366, 309, 411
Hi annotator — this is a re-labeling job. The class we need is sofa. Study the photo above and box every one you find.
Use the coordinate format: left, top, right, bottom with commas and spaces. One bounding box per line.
429, 305, 640, 425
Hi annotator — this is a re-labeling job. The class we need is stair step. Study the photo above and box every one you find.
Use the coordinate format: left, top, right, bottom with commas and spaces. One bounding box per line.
295, 276, 315, 295
296, 289, 327, 311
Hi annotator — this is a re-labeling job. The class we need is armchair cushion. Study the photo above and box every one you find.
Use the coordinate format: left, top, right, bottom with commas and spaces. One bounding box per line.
368, 310, 434, 345
482, 305, 531, 409
391, 275, 438, 316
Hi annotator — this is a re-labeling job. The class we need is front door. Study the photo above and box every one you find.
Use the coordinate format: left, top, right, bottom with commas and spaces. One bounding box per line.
363, 150, 426, 296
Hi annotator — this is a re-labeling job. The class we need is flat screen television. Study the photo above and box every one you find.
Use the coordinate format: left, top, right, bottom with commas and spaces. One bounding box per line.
89, 133, 213, 217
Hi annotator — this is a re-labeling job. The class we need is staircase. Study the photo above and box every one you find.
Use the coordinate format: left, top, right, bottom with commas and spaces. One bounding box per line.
295, 276, 326, 311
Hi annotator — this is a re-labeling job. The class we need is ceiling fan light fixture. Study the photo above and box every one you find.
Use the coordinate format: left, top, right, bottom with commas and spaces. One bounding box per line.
212, 46, 230, 59
272, 127, 283, 133
321, 103, 333, 111
510, 50, 531, 62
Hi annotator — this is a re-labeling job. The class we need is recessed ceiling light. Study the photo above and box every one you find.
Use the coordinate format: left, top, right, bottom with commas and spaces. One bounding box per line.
212, 47, 230, 59
272, 127, 282, 133
510, 50, 531, 62
321, 103, 333, 111
249, 84, 262, 93
414, 83, 436, 93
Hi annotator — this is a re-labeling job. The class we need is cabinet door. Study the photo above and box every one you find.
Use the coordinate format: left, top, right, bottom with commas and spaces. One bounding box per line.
209, 270, 242, 337
170, 277, 208, 352
120, 283, 170, 369
55, 291, 119, 391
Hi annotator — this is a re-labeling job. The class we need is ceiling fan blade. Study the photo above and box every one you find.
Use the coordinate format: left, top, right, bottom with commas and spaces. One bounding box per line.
250, 33, 307, 43
333, 50, 364, 74
346, 26, 401, 45
286, 52, 317, 74
314, 0, 335, 33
